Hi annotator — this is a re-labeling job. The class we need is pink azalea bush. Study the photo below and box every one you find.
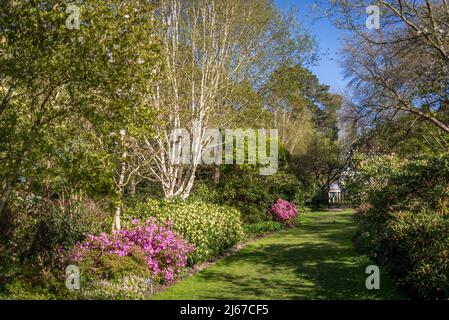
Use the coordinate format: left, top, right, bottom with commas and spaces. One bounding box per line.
66, 218, 194, 283
269, 199, 298, 224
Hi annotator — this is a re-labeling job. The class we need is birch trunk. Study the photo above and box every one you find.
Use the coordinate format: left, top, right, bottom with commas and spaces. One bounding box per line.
143, 0, 280, 199
112, 159, 126, 231
112, 131, 128, 231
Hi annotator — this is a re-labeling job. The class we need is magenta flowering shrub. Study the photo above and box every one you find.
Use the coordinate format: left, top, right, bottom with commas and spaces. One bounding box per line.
269, 199, 298, 224
66, 218, 194, 283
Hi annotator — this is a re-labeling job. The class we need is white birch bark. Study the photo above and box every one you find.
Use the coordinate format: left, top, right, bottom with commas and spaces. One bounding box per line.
143, 0, 285, 199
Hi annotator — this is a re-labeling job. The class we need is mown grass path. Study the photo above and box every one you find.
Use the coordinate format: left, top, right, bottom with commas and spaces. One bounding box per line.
153, 210, 404, 300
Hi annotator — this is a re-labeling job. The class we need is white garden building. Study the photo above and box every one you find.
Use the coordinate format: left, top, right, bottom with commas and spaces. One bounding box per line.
328, 182, 342, 203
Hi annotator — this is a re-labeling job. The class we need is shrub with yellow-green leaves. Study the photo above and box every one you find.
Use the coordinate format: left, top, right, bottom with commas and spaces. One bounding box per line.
124, 200, 244, 264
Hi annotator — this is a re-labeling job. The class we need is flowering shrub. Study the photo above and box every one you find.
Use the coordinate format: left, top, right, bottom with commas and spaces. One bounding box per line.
66, 218, 194, 283
126, 200, 244, 264
269, 199, 298, 224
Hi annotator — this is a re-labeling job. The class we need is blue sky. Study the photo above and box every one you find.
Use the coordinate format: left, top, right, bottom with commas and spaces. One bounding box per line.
275, 0, 348, 92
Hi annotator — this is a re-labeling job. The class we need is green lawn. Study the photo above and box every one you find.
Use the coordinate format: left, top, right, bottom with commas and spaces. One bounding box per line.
152, 210, 405, 300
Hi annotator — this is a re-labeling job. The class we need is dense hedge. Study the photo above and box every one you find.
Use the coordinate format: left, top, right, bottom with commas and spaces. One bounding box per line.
355, 208, 449, 299
190, 172, 306, 223
351, 153, 449, 299
384, 211, 449, 299
125, 200, 244, 264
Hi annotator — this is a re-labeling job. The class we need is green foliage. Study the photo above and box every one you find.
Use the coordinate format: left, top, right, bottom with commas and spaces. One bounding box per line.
125, 200, 244, 264
0, 272, 150, 300
77, 247, 152, 283
191, 172, 306, 223
0, 0, 161, 168
0, 193, 88, 272
351, 153, 449, 214
289, 134, 347, 206
79, 275, 151, 300
44, 123, 117, 197
345, 153, 406, 206
352, 153, 449, 299
215, 175, 272, 223
243, 221, 284, 236
0, 192, 113, 301
382, 211, 449, 299
0, 280, 54, 300
265, 64, 341, 141
354, 115, 449, 156
188, 181, 221, 204
264, 173, 308, 209
355, 208, 449, 300
69, 248, 152, 299
0, 277, 76, 300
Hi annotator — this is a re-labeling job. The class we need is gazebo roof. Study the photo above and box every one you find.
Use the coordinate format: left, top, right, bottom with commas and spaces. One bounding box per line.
329, 182, 341, 192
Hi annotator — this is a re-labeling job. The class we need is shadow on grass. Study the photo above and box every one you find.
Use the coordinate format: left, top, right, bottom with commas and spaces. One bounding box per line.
191, 242, 389, 299
155, 212, 404, 300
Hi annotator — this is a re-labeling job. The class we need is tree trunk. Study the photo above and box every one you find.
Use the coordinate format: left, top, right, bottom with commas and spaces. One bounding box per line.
180, 165, 199, 200
0, 182, 13, 218
213, 163, 221, 184
112, 157, 127, 231
176, 165, 184, 189
113, 205, 122, 232
129, 175, 136, 197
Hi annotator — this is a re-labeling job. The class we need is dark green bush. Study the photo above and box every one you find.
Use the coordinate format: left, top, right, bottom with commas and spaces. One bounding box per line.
0, 193, 88, 273
265, 173, 308, 207
190, 172, 306, 223
77, 247, 152, 282
352, 204, 391, 259
188, 181, 221, 203
0, 277, 75, 300
217, 175, 272, 223
358, 210, 449, 299
0, 192, 112, 299
352, 153, 449, 299
386, 211, 449, 299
